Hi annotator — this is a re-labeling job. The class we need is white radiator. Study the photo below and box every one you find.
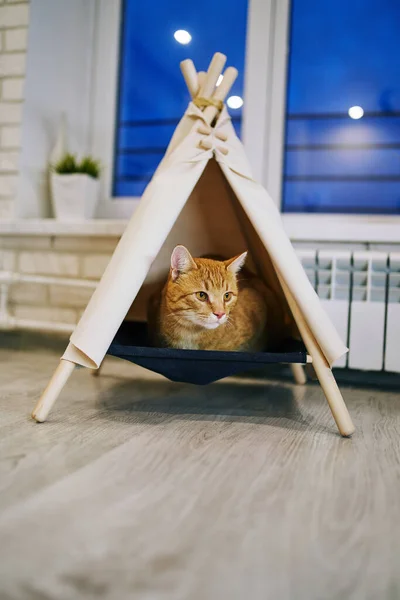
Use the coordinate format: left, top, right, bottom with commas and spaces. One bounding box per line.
297, 250, 400, 373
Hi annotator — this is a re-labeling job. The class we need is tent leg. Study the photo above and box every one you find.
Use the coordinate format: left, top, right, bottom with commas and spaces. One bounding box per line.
311, 351, 354, 437
290, 364, 307, 385
301, 338, 354, 437
32, 359, 75, 423
279, 278, 354, 437
295, 328, 354, 436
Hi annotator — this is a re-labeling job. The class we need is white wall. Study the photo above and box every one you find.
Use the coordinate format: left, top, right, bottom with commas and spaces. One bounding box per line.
17, 0, 96, 218
0, 231, 120, 327
0, 0, 30, 219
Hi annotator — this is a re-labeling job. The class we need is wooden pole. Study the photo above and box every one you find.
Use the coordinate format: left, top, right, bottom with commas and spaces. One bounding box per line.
179, 54, 238, 125
197, 71, 206, 89
180, 59, 199, 98
32, 359, 75, 423
203, 66, 238, 125
199, 52, 227, 100
291, 364, 307, 385
279, 277, 355, 437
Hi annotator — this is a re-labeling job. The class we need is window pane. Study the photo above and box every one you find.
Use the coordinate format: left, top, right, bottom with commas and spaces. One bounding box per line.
114, 0, 247, 198
282, 0, 400, 214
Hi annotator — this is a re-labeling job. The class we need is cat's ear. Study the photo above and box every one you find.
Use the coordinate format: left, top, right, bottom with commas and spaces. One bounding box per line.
225, 251, 247, 275
170, 245, 197, 281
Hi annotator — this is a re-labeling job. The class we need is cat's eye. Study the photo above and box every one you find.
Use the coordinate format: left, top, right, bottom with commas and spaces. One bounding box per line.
224, 292, 233, 301
196, 291, 208, 301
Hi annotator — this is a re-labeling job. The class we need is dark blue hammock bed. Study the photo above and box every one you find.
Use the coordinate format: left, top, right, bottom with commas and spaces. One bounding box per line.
106, 321, 308, 385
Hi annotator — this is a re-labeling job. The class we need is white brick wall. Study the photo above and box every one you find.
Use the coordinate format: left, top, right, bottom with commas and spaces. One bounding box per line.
9, 281, 48, 305
0, 52, 26, 76
0, 0, 30, 218
0, 4, 29, 28
0, 3, 122, 330
0, 247, 15, 270
2, 78, 24, 100
0, 173, 17, 196
0, 198, 13, 217
0, 125, 21, 148
0, 1, 124, 331
11, 304, 77, 325
19, 250, 80, 276
1, 234, 120, 327
4, 28, 28, 51
0, 150, 19, 170
0, 101, 22, 123
81, 254, 112, 279
49, 284, 94, 309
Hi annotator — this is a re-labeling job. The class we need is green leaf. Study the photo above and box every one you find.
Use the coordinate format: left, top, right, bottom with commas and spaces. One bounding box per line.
51, 153, 102, 178
77, 157, 101, 179
52, 153, 78, 174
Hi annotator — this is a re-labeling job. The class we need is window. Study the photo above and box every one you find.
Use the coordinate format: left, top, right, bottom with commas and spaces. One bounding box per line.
92, 0, 400, 239
92, 0, 279, 218
282, 0, 400, 215
113, 0, 248, 198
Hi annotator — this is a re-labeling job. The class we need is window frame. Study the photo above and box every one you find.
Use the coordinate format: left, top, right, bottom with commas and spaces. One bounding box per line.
90, 0, 400, 242
266, 0, 400, 241
90, 0, 126, 218
90, 0, 275, 218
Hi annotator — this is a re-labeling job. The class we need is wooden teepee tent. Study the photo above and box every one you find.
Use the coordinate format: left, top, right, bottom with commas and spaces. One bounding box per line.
32, 53, 354, 437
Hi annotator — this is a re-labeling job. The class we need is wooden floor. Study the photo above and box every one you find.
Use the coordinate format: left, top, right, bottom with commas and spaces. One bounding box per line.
1, 334, 400, 600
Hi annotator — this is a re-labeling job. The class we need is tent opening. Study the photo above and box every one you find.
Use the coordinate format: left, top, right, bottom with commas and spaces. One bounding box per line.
106, 159, 304, 384
125, 159, 294, 329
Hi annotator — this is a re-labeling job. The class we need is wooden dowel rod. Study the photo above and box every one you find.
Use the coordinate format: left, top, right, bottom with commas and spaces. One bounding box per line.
180, 59, 198, 98
197, 125, 212, 135
197, 71, 206, 90
199, 52, 226, 100
215, 130, 228, 141
291, 363, 307, 385
217, 145, 229, 155
199, 138, 213, 150
32, 359, 75, 422
279, 277, 354, 437
211, 67, 238, 101
203, 66, 238, 125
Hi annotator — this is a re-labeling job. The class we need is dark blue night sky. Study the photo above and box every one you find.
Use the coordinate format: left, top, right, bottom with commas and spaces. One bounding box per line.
114, 0, 400, 214
287, 0, 400, 114
284, 0, 400, 213
114, 0, 247, 198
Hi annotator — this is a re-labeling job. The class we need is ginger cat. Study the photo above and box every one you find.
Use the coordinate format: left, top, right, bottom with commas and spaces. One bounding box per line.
147, 245, 287, 352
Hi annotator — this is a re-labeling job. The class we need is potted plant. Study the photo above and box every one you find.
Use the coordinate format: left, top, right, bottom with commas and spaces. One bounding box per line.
50, 153, 102, 220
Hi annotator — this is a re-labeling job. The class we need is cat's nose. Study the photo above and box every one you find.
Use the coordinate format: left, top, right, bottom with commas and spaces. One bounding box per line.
213, 311, 226, 320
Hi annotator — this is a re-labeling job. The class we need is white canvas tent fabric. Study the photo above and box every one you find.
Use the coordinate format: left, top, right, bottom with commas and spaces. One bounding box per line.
63, 102, 348, 370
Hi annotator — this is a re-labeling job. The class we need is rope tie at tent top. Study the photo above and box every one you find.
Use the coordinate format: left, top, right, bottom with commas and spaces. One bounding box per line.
193, 96, 224, 111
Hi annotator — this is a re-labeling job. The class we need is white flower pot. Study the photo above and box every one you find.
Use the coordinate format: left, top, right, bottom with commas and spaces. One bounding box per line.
51, 173, 100, 220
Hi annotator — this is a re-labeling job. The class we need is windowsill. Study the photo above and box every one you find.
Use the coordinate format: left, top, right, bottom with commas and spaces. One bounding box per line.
0, 219, 128, 237
282, 214, 400, 243
2, 214, 398, 243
